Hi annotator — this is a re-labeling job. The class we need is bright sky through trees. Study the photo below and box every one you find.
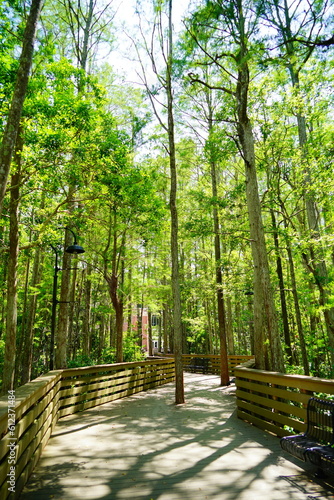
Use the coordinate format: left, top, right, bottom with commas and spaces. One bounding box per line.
110, 0, 190, 83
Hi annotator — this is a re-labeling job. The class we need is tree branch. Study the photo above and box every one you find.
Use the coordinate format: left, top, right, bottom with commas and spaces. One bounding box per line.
188, 74, 236, 96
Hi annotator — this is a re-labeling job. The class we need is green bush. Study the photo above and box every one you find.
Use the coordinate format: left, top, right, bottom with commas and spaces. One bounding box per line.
67, 354, 94, 368
67, 333, 145, 369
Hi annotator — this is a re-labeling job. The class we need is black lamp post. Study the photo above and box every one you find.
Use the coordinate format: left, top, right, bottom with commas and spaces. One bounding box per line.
50, 228, 85, 370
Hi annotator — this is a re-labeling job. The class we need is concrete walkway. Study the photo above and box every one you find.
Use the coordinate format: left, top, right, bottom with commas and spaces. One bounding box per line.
20, 373, 334, 500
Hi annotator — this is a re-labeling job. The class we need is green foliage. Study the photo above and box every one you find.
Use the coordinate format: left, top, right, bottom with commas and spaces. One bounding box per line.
285, 364, 306, 376
1, 0, 334, 392
67, 355, 95, 369
122, 333, 146, 362
68, 334, 146, 369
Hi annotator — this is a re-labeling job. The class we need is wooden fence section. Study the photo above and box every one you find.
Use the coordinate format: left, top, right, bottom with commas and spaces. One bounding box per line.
0, 359, 175, 500
58, 359, 175, 417
235, 366, 334, 438
182, 354, 254, 375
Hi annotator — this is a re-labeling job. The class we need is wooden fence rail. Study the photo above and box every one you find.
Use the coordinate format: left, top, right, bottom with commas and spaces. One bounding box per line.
164, 354, 254, 375
235, 366, 334, 438
0, 358, 175, 500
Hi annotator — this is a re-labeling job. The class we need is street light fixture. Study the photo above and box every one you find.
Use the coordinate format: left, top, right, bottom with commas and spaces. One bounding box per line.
50, 228, 85, 370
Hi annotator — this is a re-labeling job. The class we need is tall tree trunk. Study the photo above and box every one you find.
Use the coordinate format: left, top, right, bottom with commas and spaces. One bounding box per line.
82, 264, 92, 357
271, 209, 292, 364
206, 93, 229, 385
148, 310, 153, 356
236, 34, 285, 371
15, 251, 30, 386
67, 265, 78, 357
2, 146, 21, 392
98, 316, 106, 362
0, 0, 43, 217
127, 266, 132, 335
0, 238, 8, 338
21, 246, 43, 384
166, 0, 184, 404
162, 302, 168, 354
105, 272, 124, 363
137, 301, 143, 346
226, 297, 234, 355
285, 235, 309, 375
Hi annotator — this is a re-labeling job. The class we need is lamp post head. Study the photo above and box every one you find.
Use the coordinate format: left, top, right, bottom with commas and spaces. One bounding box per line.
64, 227, 85, 254
65, 243, 85, 254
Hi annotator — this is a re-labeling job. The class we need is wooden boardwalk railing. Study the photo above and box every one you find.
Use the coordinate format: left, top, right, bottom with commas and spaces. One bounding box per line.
0, 358, 175, 500
182, 354, 254, 375
3, 354, 333, 499
235, 366, 334, 438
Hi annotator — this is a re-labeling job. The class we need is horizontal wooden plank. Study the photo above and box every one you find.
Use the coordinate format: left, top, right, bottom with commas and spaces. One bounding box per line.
235, 367, 334, 394
58, 374, 175, 418
60, 363, 174, 388
60, 372, 143, 398
60, 359, 175, 379
236, 379, 310, 406
236, 409, 295, 438
236, 399, 305, 434
236, 389, 306, 420
59, 370, 175, 410
182, 355, 254, 375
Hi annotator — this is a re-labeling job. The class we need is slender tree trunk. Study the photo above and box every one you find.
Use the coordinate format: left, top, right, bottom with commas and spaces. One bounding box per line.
206, 95, 229, 384
67, 265, 78, 357
109, 314, 116, 349
236, 49, 284, 372
285, 237, 309, 375
2, 163, 21, 392
82, 264, 92, 357
105, 273, 124, 363
205, 299, 213, 354
137, 302, 143, 346
127, 266, 132, 335
148, 310, 153, 356
98, 316, 106, 362
115, 304, 124, 362
21, 246, 43, 384
226, 297, 234, 355
163, 303, 168, 353
271, 209, 292, 364
235, 300, 242, 352
0, 239, 8, 338
0, 0, 43, 217
15, 254, 30, 386
166, 0, 184, 404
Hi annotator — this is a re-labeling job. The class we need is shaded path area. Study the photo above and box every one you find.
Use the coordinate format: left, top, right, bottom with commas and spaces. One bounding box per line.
20, 373, 334, 500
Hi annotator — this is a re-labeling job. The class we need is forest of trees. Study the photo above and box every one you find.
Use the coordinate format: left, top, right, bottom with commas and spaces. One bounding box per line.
0, 0, 333, 394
